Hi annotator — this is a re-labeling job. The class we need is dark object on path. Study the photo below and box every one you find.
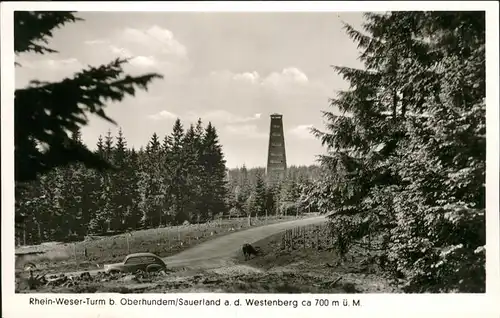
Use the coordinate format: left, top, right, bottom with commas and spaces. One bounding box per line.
242, 243, 261, 260
80, 272, 91, 280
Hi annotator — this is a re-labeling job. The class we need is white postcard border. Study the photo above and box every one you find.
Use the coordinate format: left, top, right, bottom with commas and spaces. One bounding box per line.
2, 2, 499, 318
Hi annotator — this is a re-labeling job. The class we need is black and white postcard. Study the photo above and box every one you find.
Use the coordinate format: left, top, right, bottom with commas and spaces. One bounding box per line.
2, 2, 499, 318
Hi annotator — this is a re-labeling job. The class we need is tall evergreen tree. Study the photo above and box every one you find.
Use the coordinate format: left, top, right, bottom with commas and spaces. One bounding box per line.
104, 130, 114, 161
114, 128, 127, 167
167, 119, 187, 223
264, 182, 279, 216
125, 148, 142, 229
96, 130, 115, 231
234, 165, 251, 213
145, 133, 166, 226
182, 125, 202, 222
109, 128, 129, 230
96, 135, 105, 157
312, 12, 485, 292
200, 123, 228, 220
252, 172, 267, 217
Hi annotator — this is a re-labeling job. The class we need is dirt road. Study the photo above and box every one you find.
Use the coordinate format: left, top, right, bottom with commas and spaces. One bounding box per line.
63, 215, 327, 277
164, 215, 327, 269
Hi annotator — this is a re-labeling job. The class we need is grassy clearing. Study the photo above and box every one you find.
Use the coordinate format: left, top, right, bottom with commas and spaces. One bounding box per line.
19, 219, 400, 293
236, 223, 400, 293
15, 215, 306, 274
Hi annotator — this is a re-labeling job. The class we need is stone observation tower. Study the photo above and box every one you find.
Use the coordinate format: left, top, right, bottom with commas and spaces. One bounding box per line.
266, 113, 287, 181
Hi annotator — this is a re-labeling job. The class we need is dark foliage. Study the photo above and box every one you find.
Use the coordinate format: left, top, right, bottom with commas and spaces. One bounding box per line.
16, 120, 230, 243
310, 11, 485, 293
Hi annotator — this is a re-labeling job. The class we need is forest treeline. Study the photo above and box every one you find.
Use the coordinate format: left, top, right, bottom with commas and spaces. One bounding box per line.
15, 118, 321, 245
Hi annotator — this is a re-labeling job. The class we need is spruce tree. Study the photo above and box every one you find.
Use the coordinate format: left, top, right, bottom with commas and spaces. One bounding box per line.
110, 128, 129, 231
235, 165, 251, 214
182, 125, 201, 222
168, 119, 188, 223
104, 130, 114, 161
252, 172, 267, 217
98, 130, 115, 231
144, 133, 166, 226
313, 11, 485, 292
96, 135, 105, 156
137, 147, 151, 228
89, 135, 108, 233
114, 128, 128, 168
200, 123, 228, 220
57, 129, 87, 239
125, 148, 142, 229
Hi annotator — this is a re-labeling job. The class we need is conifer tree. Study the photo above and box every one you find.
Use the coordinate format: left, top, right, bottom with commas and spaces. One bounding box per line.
98, 130, 115, 231
200, 123, 228, 220
125, 148, 142, 229
114, 128, 128, 167
264, 182, 280, 216
144, 133, 166, 226
235, 165, 251, 214
168, 119, 189, 223
312, 11, 485, 292
110, 128, 129, 230
104, 130, 114, 161
96, 135, 105, 156
252, 172, 267, 217
178, 125, 198, 222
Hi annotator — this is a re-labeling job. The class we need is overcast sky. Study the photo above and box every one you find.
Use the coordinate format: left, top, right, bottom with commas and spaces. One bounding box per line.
15, 11, 364, 168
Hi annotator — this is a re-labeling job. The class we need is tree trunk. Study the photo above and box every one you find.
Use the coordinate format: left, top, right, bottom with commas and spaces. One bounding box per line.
401, 89, 408, 119
37, 222, 42, 244
391, 55, 399, 122
392, 89, 398, 122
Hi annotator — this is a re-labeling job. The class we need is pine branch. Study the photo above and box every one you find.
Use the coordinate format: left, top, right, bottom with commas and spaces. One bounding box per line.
331, 65, 381, 89
342, 22, 376, 50
15, 58, 163, 183
14, 11, 82, 55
